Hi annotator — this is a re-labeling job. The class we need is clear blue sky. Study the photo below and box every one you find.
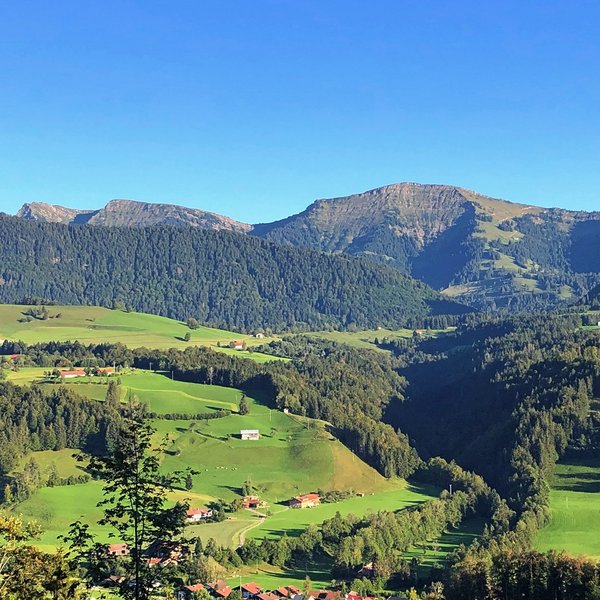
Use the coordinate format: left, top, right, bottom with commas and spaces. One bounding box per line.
1, 0, 599, 222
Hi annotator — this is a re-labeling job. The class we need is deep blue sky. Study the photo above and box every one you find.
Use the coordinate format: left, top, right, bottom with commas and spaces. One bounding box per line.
1, 1, 599, 222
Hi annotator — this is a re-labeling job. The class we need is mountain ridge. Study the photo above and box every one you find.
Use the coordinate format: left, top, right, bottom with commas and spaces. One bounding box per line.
13, 182, 600, 311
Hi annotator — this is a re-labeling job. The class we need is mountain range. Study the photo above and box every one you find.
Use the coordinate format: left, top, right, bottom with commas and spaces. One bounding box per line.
14, 183, 600, 310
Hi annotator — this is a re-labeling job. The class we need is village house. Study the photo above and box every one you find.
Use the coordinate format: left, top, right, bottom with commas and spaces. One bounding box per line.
206, 580, 232, 599
229, 340, 246, 350
186, 506, 213, 522
106, 543, 129, 557
241, 582, 262, 599
289, 493, 321, 509
257, 592, 280, 600
240, 429, 260, 441
178, 583, 205, 599
273, 586, 301, 598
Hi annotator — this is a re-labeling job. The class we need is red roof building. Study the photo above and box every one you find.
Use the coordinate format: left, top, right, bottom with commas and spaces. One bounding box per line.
289, 493, 321, 509
60, 369, 87, 378
241, 582, 262, 599
186, 506, 213, 521
106, 543, 129, 556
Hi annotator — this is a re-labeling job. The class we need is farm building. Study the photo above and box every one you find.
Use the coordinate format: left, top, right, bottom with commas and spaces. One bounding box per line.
289, 493, 321, 509
106, 543, 129, 556
229, 340, 246, 350
186, 506, 213, 522
242, 495, 262, 509
59, 369, 87, 378
241, 429, 260, 441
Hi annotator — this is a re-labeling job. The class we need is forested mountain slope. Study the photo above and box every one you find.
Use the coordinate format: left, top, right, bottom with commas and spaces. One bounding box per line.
256, 183, 600, 311
17, 183, 600, 312
0, 215, 467, 331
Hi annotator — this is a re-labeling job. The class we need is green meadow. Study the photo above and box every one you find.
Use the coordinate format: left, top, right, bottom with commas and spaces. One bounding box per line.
306, 327, 454, 351
535, 457, 600, 558
9, 372, 438, 552
0, 303, 278, 361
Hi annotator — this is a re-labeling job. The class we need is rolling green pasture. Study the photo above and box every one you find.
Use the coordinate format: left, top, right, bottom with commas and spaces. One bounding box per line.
9, 369, 248, 414
9, 373, 437, 552
0, 303, 278, 361
535, 457, 600, 558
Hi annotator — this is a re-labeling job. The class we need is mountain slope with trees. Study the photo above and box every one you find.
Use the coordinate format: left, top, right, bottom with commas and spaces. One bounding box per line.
0, 215, 467, 332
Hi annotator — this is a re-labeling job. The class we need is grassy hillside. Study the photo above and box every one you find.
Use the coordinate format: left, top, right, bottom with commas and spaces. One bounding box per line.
535, 457, 600, 558
0, 304, 279, 361
9, 371, 437, 551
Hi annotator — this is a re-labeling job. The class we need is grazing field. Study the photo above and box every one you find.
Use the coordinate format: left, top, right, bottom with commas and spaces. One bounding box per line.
535, 457, 600, 558
9, 373, 438, 552
401, 517, 485, 576
0, 303, 279, 361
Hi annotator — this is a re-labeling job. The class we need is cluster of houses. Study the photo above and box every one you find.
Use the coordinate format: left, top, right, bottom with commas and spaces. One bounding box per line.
177, 581, 386, 600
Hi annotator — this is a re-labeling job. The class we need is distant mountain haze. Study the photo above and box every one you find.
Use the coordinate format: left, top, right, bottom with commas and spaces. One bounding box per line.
13, 182, 600, 310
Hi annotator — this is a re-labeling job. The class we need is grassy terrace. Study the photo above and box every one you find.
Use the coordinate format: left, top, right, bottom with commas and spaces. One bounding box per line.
0, 304, 280, 362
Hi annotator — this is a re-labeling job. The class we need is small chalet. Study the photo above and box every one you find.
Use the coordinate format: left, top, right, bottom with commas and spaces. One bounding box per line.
230, 340, 245, 350
289, 493, 321, 509
106, 543, 129, 557
207, 580, 232, 599
242, 495, 261, 509
356, 562, 375, 578
186, 506, 213, 522
241, 582, 262, 599
241, 429, 260, 441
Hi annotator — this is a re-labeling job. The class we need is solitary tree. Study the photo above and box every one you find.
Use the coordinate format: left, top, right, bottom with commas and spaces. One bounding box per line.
239, 393, 249, 416
66, 402, 188, 599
